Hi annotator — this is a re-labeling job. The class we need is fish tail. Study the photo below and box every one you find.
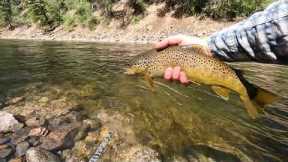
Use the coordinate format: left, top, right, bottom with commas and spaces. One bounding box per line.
253, 87, 278, 107
234, 69, 278, 109
240, 95, 259, 119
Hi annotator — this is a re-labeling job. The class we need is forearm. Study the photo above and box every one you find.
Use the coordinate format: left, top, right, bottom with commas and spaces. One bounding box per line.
207, 1, 288, 63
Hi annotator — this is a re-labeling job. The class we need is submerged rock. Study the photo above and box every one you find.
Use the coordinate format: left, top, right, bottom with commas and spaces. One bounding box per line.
72, 141, 94, 160
83, 119, 101, 131
40, 123, 80, 151
0, 112, 23, 133
29, 127, 49, 137
6, 97, 25, 105
8, 157, 22, 162
115, 145, 161, 162
0, 145, 13, 159
11, 128, 30, 145
27, 136, 40, 147
26, 147, 61, 162
0, 137, 10, 145
15, 141, 30, 157
25, 117, 47, 128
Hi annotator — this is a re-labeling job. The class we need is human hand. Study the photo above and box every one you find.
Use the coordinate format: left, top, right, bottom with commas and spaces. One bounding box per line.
154, 34, 208, 50
154, 34, 210, 84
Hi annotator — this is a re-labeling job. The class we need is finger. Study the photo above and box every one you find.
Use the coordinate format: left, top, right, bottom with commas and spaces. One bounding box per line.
179, 71, 189, 84
154, 36, 182, 49
164, 67, 173, 80
172, 66, 181, 80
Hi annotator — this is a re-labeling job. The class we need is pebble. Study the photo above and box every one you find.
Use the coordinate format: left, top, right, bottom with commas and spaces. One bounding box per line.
39, 97, 49, 103
0, 137, 10, 145
26, 147, 61, 162
116, 145, 161, 162
25, 117, 47, 127
16, 141, 30, 157
85, 132, 99, 143
6, 97, 25, 105
0, 145, 13, 159
27, 137, 40, 147
73, 141, 94, 159
11, 128, 30, 145
8, 157, 22, 162
83, 119, 101, 131
0, 112, 23, 133
28, 127, 49, 137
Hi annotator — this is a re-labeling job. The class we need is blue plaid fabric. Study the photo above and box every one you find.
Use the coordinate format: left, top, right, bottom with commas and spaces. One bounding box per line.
208, 0, 288, 63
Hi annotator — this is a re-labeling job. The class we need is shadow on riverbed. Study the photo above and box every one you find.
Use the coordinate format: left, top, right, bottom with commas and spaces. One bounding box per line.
0, 39, 287, 161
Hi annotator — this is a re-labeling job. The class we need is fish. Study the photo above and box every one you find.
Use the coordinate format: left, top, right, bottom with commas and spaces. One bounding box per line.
125, 45, 278, 119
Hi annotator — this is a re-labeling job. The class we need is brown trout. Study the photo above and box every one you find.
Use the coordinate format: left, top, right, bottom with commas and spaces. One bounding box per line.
125, 46, 278, 119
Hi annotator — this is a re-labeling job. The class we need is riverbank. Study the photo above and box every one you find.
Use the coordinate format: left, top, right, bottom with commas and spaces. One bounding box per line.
0, 5, 237, 44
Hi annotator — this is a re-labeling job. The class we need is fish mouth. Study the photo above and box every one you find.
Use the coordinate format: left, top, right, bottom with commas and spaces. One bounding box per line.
124, 68, 136, 75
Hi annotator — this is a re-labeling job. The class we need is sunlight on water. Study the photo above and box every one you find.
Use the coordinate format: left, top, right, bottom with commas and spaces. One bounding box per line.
0, 39, 287, 161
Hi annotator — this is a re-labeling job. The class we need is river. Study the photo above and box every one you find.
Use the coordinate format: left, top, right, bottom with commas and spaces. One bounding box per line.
0, 39, 287, 162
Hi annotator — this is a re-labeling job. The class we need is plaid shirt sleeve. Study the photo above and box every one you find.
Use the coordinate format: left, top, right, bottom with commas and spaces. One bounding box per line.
208, 0, 288, 63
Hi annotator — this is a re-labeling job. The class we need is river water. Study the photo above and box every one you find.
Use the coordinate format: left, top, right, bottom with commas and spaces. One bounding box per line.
0, 39, 287, 162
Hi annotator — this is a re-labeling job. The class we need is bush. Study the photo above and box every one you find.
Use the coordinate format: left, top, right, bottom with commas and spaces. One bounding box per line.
204, 0, 271, 20
0, 0, 13, 28
0, 0, 274, 30
155, 0, 271, 19
63, 0, 99, 30
25, 0, 50, 26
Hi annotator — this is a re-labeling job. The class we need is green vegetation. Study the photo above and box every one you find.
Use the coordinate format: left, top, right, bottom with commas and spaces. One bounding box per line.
0, 0, 272, 30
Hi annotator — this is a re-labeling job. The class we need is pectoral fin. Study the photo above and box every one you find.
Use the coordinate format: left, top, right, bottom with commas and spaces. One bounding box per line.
144, 73, 155, 92
211, 86, 230, 101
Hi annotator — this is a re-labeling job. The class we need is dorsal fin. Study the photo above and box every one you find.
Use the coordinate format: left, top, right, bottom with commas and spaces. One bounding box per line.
191, 44, 212, 56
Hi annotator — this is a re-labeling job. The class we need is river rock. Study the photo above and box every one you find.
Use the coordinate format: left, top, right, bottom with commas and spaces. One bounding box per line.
25, 147, 61, 162
40, 123, 80, 151
0, 145, 13, 159
29, 127, 49, 137
83, 119, 101, 131
11, 128, 30, 145
115, 145, 161, 162
6, 97, 25, 105
48, 111, 82, 128
25, 117, 47, 127
0, 112, 23, 133
0, 137, 10, 145
16, 141, 30, 157
8, 157, 22, 162
27, 136, 40, 147
72, 141, 94, 160
84, 131, 99, 143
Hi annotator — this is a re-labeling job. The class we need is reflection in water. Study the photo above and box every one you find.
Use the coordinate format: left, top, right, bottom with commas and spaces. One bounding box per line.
0, 39, 287, 161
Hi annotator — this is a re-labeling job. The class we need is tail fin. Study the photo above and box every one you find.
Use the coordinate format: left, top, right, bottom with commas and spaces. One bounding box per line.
234, 69, 279, 107
253, 87, 279, 107
241, 88, 278, 119
241, 95, 259, 119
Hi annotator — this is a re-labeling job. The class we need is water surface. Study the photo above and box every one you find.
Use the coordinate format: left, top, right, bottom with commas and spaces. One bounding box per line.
0, 39, 287, 161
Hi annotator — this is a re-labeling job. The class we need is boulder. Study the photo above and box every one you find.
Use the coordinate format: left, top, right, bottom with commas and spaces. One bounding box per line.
25, 147, 61, 162
0, 112, 23, 133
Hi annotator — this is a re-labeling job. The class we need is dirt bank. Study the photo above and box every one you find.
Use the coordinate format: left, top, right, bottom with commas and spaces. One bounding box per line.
0, 5, 237, 44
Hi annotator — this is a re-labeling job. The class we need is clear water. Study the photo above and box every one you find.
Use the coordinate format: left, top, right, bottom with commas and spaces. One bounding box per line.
0, 39, 287, 162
